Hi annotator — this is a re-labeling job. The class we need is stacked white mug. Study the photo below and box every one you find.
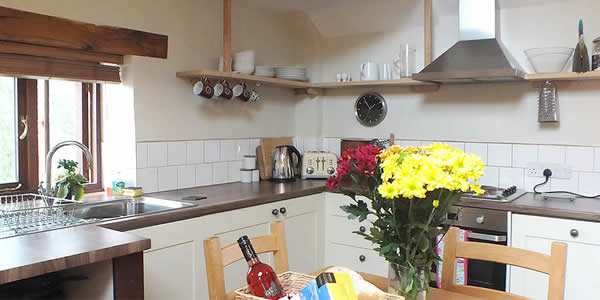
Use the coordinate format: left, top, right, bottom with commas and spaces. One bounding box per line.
240, 155, 259, 183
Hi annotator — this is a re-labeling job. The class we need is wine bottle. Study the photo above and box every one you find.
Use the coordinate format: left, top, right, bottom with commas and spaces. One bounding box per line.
237, 236, 286, 299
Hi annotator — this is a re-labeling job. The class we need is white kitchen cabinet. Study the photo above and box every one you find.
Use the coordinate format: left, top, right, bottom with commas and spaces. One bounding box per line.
129, 193, 324, 299
323, 193, 387, 276
144, 242, 197, 300
510, 214, 600, 300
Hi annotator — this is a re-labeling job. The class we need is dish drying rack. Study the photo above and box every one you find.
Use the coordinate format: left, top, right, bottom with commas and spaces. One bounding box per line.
0, 193, 85, 238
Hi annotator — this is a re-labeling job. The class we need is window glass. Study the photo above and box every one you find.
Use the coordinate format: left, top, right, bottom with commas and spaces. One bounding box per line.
48, 80, 83, 181
0, 77, 17, 184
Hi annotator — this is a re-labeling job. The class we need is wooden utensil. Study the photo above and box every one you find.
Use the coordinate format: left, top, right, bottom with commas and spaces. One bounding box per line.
259, 137, 293, 180
256, 145, 268, 180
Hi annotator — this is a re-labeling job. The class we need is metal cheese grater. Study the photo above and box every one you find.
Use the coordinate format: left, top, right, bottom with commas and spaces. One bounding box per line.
538, 80, 559, 123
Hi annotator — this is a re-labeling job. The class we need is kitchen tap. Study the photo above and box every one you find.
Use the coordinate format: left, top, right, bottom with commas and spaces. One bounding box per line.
39, 141, 93, 198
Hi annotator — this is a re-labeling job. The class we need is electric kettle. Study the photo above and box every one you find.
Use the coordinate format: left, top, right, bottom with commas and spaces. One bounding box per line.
272, 145, 301, 181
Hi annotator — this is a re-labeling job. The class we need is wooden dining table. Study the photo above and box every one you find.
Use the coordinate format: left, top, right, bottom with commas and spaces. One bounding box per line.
312, 267, 484, 300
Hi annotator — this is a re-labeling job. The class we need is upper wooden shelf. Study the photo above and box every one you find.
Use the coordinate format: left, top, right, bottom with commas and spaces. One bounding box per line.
176, 70, 438, 92
176, 70, 600, 94
312, 78, 437, 88
176, 69, 312, 88
523, 72, 600, 81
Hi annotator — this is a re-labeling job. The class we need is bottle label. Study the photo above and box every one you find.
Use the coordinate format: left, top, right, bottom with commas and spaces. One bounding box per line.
263, 281, 284, 297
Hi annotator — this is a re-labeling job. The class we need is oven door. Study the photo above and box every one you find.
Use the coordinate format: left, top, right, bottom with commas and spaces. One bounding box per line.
464, 229, 507, 291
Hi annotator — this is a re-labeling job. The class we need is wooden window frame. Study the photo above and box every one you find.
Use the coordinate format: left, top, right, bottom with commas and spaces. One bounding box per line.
81, 83, 103, 193
0, 78, 39, 194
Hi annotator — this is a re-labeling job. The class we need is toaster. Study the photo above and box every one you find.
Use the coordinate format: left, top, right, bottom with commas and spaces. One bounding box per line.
301, 152, 338, 179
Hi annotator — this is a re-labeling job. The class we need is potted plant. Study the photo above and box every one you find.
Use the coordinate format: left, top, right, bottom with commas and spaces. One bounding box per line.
326, 143, 484, 300
55, 159, 88, 201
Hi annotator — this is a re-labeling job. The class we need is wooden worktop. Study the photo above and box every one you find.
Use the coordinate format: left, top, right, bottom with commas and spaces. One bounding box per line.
100, 179, 600, 233
100, 180, 327, 231
0, 225, 150, 284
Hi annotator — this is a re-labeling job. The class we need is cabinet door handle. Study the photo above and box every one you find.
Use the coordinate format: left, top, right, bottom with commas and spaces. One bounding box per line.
570, 229, 579, 238
272, 209, 279, 216
279, 207, 287, 214
359, 226, 366, 233
359, 255, 366, 262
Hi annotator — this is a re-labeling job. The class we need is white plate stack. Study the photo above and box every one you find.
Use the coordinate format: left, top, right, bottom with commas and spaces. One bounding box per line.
275, 66, 307, 81
233, 50, 255, 75
254, 66, 275, 77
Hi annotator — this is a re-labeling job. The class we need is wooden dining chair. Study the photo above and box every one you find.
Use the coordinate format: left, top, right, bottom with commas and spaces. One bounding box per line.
441, 227, 567, 300
203, 221, 289, 300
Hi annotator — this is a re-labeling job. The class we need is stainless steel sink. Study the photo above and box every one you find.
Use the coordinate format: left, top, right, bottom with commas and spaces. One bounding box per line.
72, 197, 196, 222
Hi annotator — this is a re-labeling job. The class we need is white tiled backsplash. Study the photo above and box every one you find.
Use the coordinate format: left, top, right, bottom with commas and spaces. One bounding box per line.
136, 137, 600, 196
295, 137, 600, 196
136, 139, 259, 193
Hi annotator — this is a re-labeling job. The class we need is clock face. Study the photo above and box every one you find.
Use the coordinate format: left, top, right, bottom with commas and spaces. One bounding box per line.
354, 92, 387, 127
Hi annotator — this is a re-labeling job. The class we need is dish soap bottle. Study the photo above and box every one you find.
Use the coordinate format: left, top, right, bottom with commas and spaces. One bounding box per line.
573, 19, 590, 73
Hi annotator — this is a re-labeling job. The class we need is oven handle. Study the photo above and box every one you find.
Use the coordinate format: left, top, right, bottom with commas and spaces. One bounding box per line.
467, 232, 507, 243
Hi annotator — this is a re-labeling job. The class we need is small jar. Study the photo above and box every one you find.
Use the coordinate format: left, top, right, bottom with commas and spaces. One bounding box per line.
593, 36, 600, 71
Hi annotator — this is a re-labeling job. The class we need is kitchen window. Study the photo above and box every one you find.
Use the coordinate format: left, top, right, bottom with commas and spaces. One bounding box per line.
0, 76, 103, 194
38, 80, 103, 193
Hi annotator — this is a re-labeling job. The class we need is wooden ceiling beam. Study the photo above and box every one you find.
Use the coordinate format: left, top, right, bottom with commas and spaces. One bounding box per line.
0, 6, 168, 59
0, 53, 121, 83
0, 41, 124, 64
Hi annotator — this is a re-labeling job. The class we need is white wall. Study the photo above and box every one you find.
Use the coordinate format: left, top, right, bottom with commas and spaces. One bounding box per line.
301, 0, 600, 146
0, 0, 307, 143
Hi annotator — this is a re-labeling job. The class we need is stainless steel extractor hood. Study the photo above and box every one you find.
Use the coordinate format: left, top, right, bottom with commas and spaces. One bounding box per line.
413, 0, 525, 84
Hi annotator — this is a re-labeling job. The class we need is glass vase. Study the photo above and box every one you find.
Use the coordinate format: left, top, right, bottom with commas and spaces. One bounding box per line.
388, 263, 430, 300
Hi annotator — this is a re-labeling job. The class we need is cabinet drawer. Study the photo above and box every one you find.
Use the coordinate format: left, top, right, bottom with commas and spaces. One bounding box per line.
512, 214, 600, 245
325, 242, 388, 277
326, 215, 374, 249
325, 193, 371, 217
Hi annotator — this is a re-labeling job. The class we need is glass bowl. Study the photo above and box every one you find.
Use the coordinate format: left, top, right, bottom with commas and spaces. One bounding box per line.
525, 47, 574, 73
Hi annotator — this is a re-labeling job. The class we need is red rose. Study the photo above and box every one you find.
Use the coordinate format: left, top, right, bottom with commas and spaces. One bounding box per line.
326, 176, 340, 190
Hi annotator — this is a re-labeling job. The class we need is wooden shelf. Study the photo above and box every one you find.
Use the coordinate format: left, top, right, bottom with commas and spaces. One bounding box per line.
312, 78, 437, 88
177, 70, 600, 95
176, 69, 312, 88
176, 70, 438, 94
523, 71, 600, 81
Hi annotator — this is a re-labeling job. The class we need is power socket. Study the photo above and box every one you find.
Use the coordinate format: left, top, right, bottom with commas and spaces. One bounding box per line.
526, 162, 572, 179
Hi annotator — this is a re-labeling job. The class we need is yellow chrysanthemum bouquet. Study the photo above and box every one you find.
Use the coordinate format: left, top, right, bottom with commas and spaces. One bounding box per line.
327, 143, 485, 299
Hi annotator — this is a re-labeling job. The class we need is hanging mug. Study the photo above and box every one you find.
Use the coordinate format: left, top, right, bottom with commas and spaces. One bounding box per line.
221, 81, 233, 100
213, 81, 224, 98
198, 78, 214, 98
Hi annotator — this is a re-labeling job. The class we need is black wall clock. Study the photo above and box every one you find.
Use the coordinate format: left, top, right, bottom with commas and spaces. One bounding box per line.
354, 92, 387, 127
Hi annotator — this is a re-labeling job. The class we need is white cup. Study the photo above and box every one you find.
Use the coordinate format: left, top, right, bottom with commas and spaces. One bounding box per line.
242, 156, 257, 169
192, 81, 204, 96
218, 56, 224, 72
341, 73, 348, 82
336, 73, 342, 82
232, 83, 244, 97
240, 169, 253, 183
252, 170, 260, 182
381, 64, 392, 80
213, 82, 224, 98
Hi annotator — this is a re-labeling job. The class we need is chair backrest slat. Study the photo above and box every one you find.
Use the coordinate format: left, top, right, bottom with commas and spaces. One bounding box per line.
441, 227, 567, 300
203, 221, 289, 300
455, 240, 551, 273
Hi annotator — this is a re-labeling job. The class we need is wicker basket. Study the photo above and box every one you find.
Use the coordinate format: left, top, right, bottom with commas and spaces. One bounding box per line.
234, 271, 403, 300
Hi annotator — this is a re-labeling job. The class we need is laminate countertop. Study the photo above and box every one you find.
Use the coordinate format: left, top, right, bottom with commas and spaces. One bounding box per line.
99, 180, 600, 233
100, 179, 328, 231
0, 225, 149, 284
